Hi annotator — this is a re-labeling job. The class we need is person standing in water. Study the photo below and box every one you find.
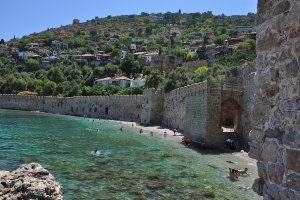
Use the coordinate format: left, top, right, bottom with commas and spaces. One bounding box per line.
120, 126, 123, 132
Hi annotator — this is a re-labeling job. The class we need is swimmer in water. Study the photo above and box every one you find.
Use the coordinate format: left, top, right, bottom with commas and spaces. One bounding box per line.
92, 149, 101, 156
96, 128, 99, 132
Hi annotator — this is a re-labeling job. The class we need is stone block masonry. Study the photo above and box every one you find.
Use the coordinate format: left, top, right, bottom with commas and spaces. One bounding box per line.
249, 0, 300, 199
0, 94, 144, 122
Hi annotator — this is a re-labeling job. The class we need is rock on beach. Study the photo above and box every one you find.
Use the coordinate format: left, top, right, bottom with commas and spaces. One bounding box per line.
0, 163, 63, 199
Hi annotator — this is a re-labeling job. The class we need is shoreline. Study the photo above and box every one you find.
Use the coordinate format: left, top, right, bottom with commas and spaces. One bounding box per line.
106, 119, 257, 166
1, 108, 257, 166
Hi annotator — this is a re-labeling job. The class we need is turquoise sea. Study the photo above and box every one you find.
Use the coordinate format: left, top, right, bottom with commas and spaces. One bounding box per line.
0, 109, 261, 199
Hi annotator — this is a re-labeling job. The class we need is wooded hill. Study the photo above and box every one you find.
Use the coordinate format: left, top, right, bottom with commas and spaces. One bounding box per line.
0, 11, 256, 96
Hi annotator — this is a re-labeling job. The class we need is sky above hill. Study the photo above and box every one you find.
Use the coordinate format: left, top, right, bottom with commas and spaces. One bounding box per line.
0, 0, 256, 41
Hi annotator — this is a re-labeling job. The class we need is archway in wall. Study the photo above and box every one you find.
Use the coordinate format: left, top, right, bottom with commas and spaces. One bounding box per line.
220, 98, 241, 133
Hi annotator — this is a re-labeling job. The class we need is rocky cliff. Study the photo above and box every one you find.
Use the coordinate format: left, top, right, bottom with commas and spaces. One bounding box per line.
0, 163, 63, 199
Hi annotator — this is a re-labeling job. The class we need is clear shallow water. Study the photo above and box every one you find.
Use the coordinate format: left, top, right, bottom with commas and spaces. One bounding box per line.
0, 109, 261, 200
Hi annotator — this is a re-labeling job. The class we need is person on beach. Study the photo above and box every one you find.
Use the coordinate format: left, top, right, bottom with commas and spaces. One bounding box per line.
182, 136, 190, 147
173, 129, 177, 136
139, 129, 143, 134
163, 130, 167, 138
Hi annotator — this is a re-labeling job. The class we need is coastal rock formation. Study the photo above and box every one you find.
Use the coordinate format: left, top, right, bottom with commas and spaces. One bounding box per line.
249, 0, 300, 199
0, 163, 63, 199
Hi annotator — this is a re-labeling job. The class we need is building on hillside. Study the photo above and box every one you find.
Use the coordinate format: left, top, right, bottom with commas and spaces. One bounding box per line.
130, 43, 137, 52
114, 76, 131, 88
139, 52, 159, 65
0, 44, 10, 54
109, 38, 119, 43
18, 51, 41, 60
170, 27, 181, 37
51, 40, 68, 50
94, 77, 113, 86
188, 47, 198, 54
225, 37, 246, 45
130, 79, 145, 88
27, 43, 41, 50
94, 76, 132, 88
245, 32, 256, 40
58, 53, 69, 60
119, 50, 127, 61
42, 56, 58, 64
236, 26, 253, 32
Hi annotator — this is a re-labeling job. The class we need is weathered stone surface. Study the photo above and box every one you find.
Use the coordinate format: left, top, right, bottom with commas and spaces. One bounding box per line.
265, 128, 283, 139
252, 0, 300, 197
252, 178, 265, 196
0, 163, 63, 199
257, 161, 267, 179
261, 140, 279, 162
273, 1, 291, 16
286, 173, 300, 192
265, 183, 281, 200
267, 163, 284, 184
280, 188, 300, 200
285, 59, 299, 77
285, 149, 300, 173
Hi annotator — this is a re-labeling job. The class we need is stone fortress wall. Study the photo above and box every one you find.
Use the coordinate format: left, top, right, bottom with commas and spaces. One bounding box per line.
0, 94, 144, 121
0, 63, 255, 149
249, 0, 300, 199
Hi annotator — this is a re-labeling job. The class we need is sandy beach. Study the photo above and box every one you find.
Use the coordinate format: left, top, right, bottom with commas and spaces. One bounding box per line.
107, 119, 257, 166
109, 120, 184, 143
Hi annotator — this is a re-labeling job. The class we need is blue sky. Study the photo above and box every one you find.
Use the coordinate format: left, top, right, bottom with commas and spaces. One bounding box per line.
0, 0, 257, 41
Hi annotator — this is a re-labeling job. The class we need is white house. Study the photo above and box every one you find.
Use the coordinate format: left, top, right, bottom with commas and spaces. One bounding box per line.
130, 43, 137, 50
140, 52, 159, 63
130, 79, 145, 88
120, 51, 127, 60
113, 76, 131, 88
94, 77, 113, 86
188, 47, 198, 54
170, 27, 181, 37
109, 38, 119, 43
18, 52, 28, 60
94, 76, 132, 88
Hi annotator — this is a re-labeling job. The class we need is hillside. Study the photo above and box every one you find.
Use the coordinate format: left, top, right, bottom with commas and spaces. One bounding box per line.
0, 11, 256, 96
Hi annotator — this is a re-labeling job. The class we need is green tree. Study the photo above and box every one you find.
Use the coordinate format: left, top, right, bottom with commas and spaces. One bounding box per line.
120, 54, 140, 77
43, 80, 57, 96
25, 59, 40, 71
145, 69, 165, 89
47, 67, 65, 83
72, 19, 80, 24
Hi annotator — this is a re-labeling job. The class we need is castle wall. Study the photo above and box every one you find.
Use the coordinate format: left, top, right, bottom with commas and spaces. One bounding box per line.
0, 94, 144, 122
163, 81, 219, 146
249, 0, 300, 198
